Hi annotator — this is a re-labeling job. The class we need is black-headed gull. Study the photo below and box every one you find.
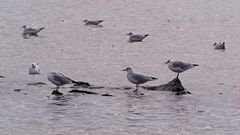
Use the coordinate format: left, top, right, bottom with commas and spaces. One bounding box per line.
165, 59, 199, 78
22, 25, 45, 38
126, 32, 149, 42
123, 67, 157, 92
29, 63, 40, 75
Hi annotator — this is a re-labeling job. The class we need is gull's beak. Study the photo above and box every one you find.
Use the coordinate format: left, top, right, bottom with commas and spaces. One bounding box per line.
164, 60, 170, 64
122, 68, 127, 71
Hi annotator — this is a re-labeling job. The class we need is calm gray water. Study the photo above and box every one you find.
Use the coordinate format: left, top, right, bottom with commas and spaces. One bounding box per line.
0, 0, 240, 134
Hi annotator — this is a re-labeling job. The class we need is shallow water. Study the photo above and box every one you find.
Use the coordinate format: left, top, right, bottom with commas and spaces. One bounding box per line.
0, 0, 240, 134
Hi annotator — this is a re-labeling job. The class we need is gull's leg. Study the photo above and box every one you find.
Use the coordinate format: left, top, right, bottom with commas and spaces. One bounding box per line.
133, 84, 139, 92
176, 73, 179, 79
52, 86, 63, 95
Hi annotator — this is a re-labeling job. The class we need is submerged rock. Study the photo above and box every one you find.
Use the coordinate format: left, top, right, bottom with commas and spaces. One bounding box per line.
144, 78, 190, 95
69, 90, 98, 94
13, 89, 23, 92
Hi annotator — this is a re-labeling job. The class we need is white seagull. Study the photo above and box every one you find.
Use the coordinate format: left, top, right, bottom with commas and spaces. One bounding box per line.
83, 19, 103, 26
47, 72, 80, 95
29, 63, 40, 75
165, 59, 199, 79
22, 25, 45, 38
213, 41, 225, 50
126, 32, 149, 42
123, 67, 157, 92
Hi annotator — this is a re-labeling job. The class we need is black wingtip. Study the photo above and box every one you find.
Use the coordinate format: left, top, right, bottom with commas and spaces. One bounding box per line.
193, 64, 199, 66
151, 77, 158, 80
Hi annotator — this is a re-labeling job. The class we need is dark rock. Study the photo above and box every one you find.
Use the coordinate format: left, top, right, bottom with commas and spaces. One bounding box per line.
74, 81, 91, 87
69, 90, 98, 94
14, 89, 23, 92
51, 90, 63, 95
101, 94, 114, 96
27, 82, 47, 85
145, 78, 185, 92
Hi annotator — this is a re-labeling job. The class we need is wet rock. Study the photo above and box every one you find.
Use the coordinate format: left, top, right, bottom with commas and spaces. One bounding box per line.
73, 81, 91, 87
51, 90, 63, 95
27, 82, 47, 86
144, 78, 190, 95
69, 90, 98, 94
101, 94, 114, 96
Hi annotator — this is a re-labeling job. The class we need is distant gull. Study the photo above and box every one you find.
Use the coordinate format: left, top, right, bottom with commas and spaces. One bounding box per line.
47, 72, 90, 95
83, 19, 103, 26
22, 25, 45, 38
213, 41, 225, 50
165, 59, 199, 79
29, 63, 40, 75
123, 67, 157, 92
126, 32, 149, 42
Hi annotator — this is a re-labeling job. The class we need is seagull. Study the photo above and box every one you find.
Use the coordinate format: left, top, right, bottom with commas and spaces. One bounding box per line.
213, 41, 225, 50
83, 19, 103, 26
22, 25, 45, 38
126, 32, 149, 42
165, 59, 199, 79
29, 63, 40, 75
123, 67, 157, 92
47, 72, 90, 95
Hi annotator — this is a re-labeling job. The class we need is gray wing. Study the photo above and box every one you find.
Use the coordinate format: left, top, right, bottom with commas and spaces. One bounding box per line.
172, 61, 192, 69
54, 73, 72, 84
131, 73, 152, 83
131, 35, 144, 40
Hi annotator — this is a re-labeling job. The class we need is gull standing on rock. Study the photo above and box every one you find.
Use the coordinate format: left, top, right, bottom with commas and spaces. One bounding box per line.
213, 41, 225, 50
29, 63, 40, 74
123, 67, 157, 92
22, 25, 45, 38
47, 72, 90, 95
126, 32, 149, 42
165, 59, 199, 79
83, 19, 103, 26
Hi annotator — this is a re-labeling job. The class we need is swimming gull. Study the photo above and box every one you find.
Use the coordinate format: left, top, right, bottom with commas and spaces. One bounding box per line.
83, 19, 103, 26
123, 67, 157, 92
22, 25, 45, 38
126, 32, 149, 42
29, 63, 40, 75
165, 59, 199, 78
47, 72, 82, 95
213, 41, 225, 50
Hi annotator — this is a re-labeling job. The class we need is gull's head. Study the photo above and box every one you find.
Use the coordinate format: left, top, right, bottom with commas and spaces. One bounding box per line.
83, 19, 88, 22
126, 32, 133, 36
122, 67, 132, 72
31, 63, 39, 69
22, 25, 27, 28
165, 59, 172, 64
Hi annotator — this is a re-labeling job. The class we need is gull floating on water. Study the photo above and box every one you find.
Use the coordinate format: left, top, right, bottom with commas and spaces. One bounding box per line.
22, 25, 45, 38
165, 60, 199, 79
123, 67, 157, 92
213, 41, 225, 50
126, 32, 149, 42
29, 63, 40, 75
83, 19, 103, 26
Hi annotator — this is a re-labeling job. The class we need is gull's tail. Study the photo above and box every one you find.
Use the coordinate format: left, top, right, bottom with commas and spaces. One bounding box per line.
150, 77, 158, 80
37, 27, 45, 33
144, 34, 149, 37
